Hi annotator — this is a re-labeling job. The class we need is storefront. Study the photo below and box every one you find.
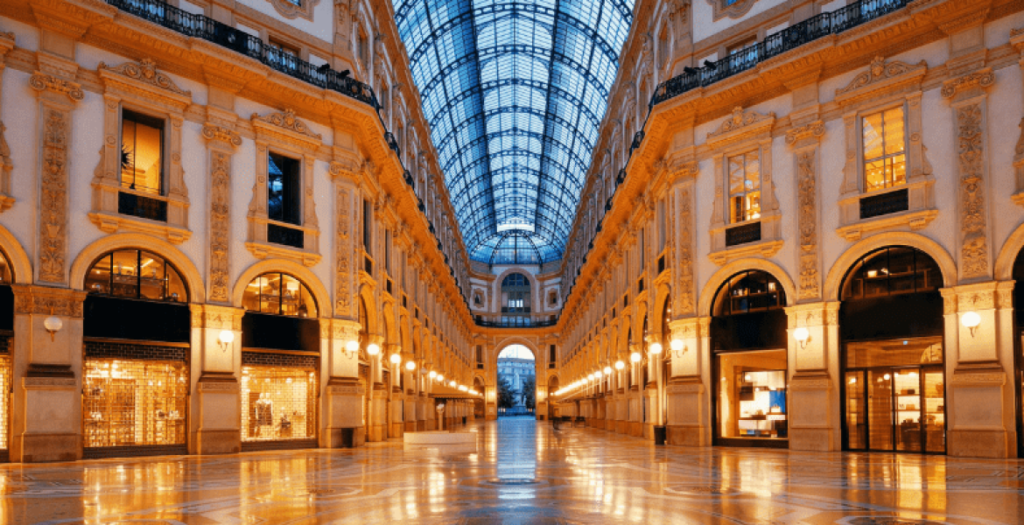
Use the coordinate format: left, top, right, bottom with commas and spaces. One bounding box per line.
81, 249, 191, 458
240, 272, 320, 450
710, 271, 789, 447
0, 253, 13, 461
840, 246, 946, 454
1010, 249, 1024, 457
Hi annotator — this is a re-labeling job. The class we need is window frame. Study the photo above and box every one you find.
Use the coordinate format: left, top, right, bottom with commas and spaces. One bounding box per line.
860, 103, 909, 194
118, 107, 168, 197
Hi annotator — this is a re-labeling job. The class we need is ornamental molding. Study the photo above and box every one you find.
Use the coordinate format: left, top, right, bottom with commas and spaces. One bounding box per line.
265, 0, 320, 21
335, 186, 353, 317
835, 56, 927, 104
941, 68, 994, 99
327, 385, 366, 395
955, 102, 991, 280
0, 123, 14, 213
251, 109, 323, 149
38, 107, 70, 284
12, 285, 86, 317
707, 106, 775, 147
189, 304, 244, 330
29, 72, 84, 102
795, 148, 820, 300
208, 150, 232, 303
201, 124, 242, 148
99, 58, 191, 99
23, 377, 76, 388
197, 381, 240, 392
708, 0, 757, 21
785, 120, 825, 145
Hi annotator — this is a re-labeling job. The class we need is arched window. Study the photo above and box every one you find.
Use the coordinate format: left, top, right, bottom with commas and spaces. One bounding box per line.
841, 246, 942, 301
242, 272, 317, 317
501, 273, 531, 318
712, 270, 785, 317
84, 249, 187, 302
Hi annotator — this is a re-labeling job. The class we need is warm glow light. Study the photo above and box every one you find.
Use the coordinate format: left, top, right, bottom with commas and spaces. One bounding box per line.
345, 340, 359, 353
405, 360, 416, 371
429, 371, 437, 379
595, 370, 603, 378
630, 352, 641, 363
793, 327, 809, 343
437, 374, 444, 382
389, 353, 401, 364
649, 342, 662, 355
961, 311, 981, 329
218, 330, 234, 345
449, 380, 456, 387
615, 360, 625, 370
458, 385, 468, 392
367, 343, 380, 356
43, 316, 63, 341
603, 366, 612, 375
587, 374, 594, 381
670, 339, 684, 352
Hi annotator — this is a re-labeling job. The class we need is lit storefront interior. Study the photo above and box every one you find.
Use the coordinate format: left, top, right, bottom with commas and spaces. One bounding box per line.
82, 249, 191, 458
711, 271, 788, 447
0, 253, 12, 461
241, 273, 320, 450
840, 247, 945, 454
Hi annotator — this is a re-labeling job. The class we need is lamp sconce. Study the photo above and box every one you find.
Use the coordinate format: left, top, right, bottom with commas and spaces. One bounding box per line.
670, 339, 686, 356
793, 327, 810, 349
961, 311, 981, 338
614, 360, 625, 370
43, 315, 63, 342
345, 340, 359, 354
217, 329, 234, 352
629, 351, 642, 363
405, 360, 416, 371
366, 343, 380, 356
648, 342, 663, 355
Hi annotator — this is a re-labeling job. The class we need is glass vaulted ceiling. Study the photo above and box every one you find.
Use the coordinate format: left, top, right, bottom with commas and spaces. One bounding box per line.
393, 0, 634, 266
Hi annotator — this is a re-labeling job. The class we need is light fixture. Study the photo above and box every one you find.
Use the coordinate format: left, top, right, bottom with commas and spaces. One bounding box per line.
367, 343, 380, 356
603, 366, 612, 375
345, 340, 359, 353
848, 377, 857, 384
587, 374, 594, 381
450, 380, 456, 387
961, 311, 981, 337
793, 327, 810, 349
217, 329, 234, 352
405, 360, 416, 371
429, 370, 437, 379
437, 374, 444, 382
615, 360, 625, 370
43, 315, 63, 342
670, 339, 685, 353
595, 370, 603, 378
630, 351, 642, 363
649, 342, 663, 355
389, 353, 401, 364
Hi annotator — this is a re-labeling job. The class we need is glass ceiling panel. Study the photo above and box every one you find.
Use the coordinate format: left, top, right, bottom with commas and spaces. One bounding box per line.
394, 0, 634, 265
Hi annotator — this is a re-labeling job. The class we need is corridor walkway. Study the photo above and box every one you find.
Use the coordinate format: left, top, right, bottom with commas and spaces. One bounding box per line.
3, 418, 1023, 524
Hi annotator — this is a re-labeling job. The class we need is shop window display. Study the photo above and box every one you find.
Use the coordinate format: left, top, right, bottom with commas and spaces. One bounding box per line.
242, 272, 317, 317
715, 349, 787, 440
83, 357, 188, 448
84, 249, 187, 302
241, 362, 318, 442
0, 354, 9, 450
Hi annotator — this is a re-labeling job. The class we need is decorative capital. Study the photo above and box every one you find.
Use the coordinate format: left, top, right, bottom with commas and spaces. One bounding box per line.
29, 72, 83, 102
707, 106, 774, 146
836, 56, 927, 100
785, 120, 825, 145
941, 68, 994, 99
201, 124, 242, 147
251, 109, 323, 142
99, 58, 191, 97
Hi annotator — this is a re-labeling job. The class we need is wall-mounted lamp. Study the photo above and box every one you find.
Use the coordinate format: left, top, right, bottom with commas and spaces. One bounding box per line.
793, 327, 810, 349
595, 370, 603, 378
670, 339, 685, 355
429, 370, 437, 379
345, 340, 359, 354
367, 343, 380, 356
449, 380, 456, 387
961, 311, 981, 337
630, 351, 642, 363
43, 315, 63, 342
405, 360, 416, 371
614, 360, 625, 370
217, 329, 234, 352
437, 374, 444, 382
587, 373, 595, 381
649, 342, 663, 355
603, 366, 612, 375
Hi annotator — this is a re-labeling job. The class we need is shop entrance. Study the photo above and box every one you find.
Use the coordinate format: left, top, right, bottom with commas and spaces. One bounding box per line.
839, 246, 945, 454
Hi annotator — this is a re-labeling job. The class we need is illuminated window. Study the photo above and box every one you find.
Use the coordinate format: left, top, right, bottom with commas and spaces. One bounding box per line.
728, 152, 761, 224
268, 152, 301, 226
242, 272, 317, 317
241, 362, 317, 442
83, 357, 188, 448
841, 246, 941, 300
862, 107, 907, 192
120, 109, 164, 196
84, 249, 187, 302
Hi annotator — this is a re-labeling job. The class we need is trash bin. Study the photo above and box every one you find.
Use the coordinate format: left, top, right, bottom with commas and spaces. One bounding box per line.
654, 425, 667, 445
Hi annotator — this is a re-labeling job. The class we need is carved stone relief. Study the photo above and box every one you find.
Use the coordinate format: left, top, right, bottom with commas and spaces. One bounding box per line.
955, 103, 990, 279
209, 150, 232, 303
265, 0, 320, 21
708, 0, 757, 21
674, 187, 695, 316
796, 151, 820, 300
38, 107, 70, 284
336, 186, 352, 317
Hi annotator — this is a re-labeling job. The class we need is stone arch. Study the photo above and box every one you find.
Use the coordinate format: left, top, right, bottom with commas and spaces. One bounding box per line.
400, 314, 412, 356
357, 285, 378, 336
616, 315, 632, 353
824, 232, 956, 302
995, 222, 1024, 281
0, 224, 32, 284
382, 306, 399, 348
698, 258, 797, 316
70, 233, 205, 303
232, 259, 330, 317
633, 299, 648, 343
650, 283, 671, 341
492, 267, 540, 311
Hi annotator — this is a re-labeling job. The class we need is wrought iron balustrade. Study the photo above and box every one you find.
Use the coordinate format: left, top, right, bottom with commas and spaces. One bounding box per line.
860, 188, 909, 219
725, 222, 762, 247
267, 224, 304, 249
652, 0, 909, 105
118, 191, 168, 222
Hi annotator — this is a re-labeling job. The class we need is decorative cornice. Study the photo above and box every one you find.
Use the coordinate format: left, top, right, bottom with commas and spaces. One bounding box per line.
29, 72, 83, 101
835, 56, 927, 101
785, 120, 825, 145
251, 109, 323, 145
706, 106, 775, 146
265, 0, 320, 21
941, 68, 995, 99
99, 58, 191, 97
201, 124, 242, 147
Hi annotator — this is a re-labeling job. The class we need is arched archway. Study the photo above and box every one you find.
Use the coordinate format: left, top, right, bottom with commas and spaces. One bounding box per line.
496, 344, 536, 417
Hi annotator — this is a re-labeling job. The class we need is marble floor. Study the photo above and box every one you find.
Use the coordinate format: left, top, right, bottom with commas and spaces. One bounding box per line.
2, 418, 1023, 524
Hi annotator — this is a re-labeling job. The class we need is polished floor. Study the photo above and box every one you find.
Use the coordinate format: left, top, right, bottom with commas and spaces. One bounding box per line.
2, 418, 1023, 524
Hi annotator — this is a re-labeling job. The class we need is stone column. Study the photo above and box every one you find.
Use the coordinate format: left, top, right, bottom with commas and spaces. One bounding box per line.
10, 286, 86, 462
367, 335, 387, 442
666, 316, 709, 446
322, 319, 364, 448
785, 302, 840, 452
189, 304, 244, 455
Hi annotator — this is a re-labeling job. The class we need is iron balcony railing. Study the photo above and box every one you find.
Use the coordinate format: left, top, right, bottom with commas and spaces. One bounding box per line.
107, 0, 377, 107
652, 0, 909, 105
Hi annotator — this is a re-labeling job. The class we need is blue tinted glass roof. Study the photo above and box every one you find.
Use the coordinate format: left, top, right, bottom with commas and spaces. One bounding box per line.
393, 0, 634, 265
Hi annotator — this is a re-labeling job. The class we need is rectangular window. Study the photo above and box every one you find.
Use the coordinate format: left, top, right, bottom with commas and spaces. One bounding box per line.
862, 107, 907, 192
120, 109, 164, 196
268, 38, 300, 72
728, 152, 761, 223
363, 200, 373, 251
715, 349, 788, 441
385, 230, 392, 273
358, 32, 369, 65
267, 152, 301, 225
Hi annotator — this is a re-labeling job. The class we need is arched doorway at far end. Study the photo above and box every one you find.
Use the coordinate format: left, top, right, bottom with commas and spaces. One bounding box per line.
496, 345, 536, 418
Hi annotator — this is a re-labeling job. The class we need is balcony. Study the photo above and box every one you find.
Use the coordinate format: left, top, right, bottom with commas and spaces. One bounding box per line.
652, 0, 909, 106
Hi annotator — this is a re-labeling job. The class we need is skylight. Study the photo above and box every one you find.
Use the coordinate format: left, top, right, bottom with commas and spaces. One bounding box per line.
393, 0, 634, 266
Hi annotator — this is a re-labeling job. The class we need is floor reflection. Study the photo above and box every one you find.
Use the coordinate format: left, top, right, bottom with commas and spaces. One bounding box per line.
2, 417, 1023, 524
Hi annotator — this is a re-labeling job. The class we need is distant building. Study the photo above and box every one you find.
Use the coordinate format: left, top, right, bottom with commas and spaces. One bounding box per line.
498, 358, 535, 408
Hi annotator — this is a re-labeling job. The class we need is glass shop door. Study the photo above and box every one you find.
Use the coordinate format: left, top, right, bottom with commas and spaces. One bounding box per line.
844, 365, 945, 453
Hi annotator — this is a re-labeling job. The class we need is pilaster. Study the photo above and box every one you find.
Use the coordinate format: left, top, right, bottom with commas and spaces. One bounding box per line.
189, 303, 244, 455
